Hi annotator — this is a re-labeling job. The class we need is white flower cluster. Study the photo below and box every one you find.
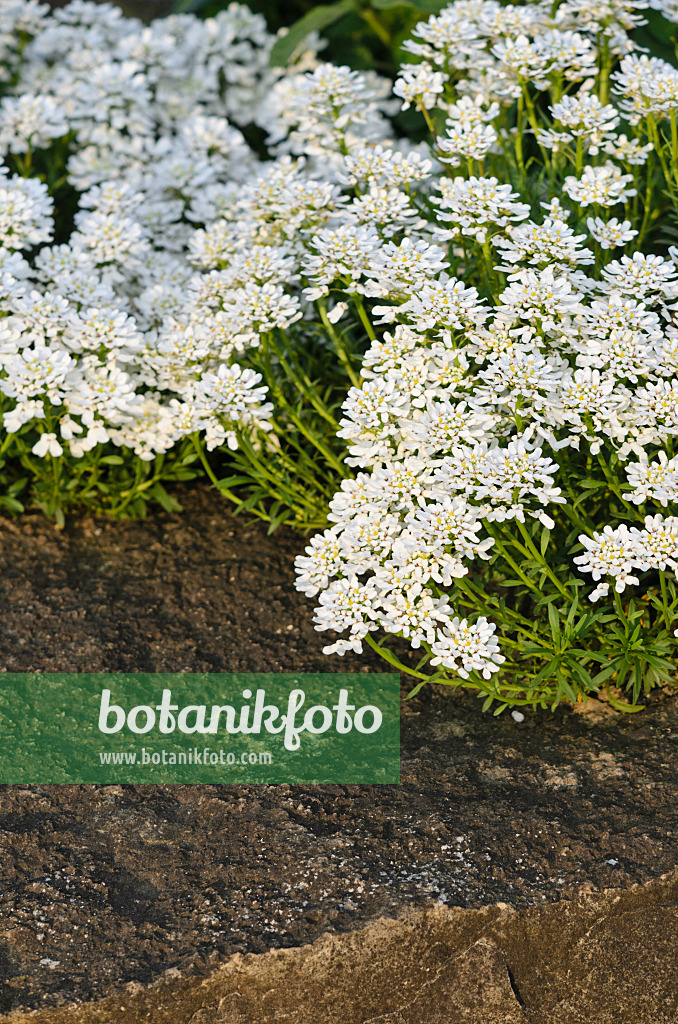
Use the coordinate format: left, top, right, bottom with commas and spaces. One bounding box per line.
0, 0, 331, 462
3, 0, 678, 687
574, 514, 678, 600
284, 0, 678, 683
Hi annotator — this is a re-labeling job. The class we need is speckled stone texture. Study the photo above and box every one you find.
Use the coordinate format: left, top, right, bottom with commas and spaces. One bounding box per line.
3, 871, 678, 1024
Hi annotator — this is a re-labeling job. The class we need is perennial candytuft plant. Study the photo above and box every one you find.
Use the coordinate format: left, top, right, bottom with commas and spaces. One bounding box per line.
0, 0, 363, 525
275, 0, 678, 712
2, 0, 678, 710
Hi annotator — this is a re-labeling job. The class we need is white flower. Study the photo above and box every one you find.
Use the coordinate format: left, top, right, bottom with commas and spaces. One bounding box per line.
601, 252, 678, 301
394, 63, 446, 111
327, 301, 348, 324
432, 176, 530, 244
342, 145, 433, 188
498, 267, 584, 328
575, 516, 678, 600
634, 514, 678, 572
612, 54, 678, 124
574, 524, 640, 600
32, 432, 63, 457
0, 346, 74, 403
374, 276, 487, 333
602, 134, 653, 165
197, 364, 272, 428
379, 584, 450, 647
430, 617, 505, 679
563, 163, 636, 207
364, 237, 450, 296
303, 225, 382, 299
551, 94, 619, 152
625, 452, 678, 505
438, 122, 498, 167
4, 399, 44, 433
495, 217, 592, 268
586, 217, 637, 250
295, 527, 347, 597
313, 576, 380, 645
0, 94, 68, 155
0, 175, 53, 251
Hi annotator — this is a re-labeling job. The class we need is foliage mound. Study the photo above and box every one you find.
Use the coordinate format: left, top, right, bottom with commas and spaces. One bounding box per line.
3, 0, 678, 710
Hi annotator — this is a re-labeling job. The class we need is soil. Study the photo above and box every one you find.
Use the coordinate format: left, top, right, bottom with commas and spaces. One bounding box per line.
0, 485, 676, 1015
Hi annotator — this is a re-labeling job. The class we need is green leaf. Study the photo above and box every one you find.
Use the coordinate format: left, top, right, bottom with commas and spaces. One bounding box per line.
405, 679, 428, 699
605, 688, 645, 713
573, 489, 601, 510
547, 603, 561, 643
150, 483, 182, 513
579, 478, 606, 488
565, 600, 580, 631
170, 468, 200, 482
557, 677, 579, 703
267, 512, 290, 533
0, 496, 24, 513
591, 664, 619, 686
7, 477, 28, 496
540, 525, 550, 557
99, 455, 125, 465
216, 475, 256, 489
270, 2, 357, 67
569, 663, 595, 689
240, 492, 265, 512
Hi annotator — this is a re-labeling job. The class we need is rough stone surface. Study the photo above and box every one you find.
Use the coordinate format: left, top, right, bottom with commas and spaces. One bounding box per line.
2, 871, 677, 1023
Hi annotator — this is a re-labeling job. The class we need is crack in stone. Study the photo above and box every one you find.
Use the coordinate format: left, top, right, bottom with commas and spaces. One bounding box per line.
506, 965, 526, 1008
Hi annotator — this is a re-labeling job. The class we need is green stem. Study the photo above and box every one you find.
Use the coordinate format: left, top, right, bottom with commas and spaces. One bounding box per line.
514, 93, 525, 188
353, 295, 377, 343
515, 518, 571, 600
359, 7, 392, 48
485, 526, 544, 597
614, 589, 627, 623
191, 432, 219, 486
365, 632, 431, 682
317, 300, 361, 388
660, 571, 672, 632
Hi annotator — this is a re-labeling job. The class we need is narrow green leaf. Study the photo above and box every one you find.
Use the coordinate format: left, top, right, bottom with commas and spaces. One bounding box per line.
547, 603, 561, 643
270, 2, 356, 67
150, 483, 182, 513
540, 525, 550, 557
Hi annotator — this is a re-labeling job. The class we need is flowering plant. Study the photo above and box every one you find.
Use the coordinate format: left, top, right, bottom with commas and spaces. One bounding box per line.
0, 0, 355, 524
2, 0, 678, 710
279, 0, 678, 711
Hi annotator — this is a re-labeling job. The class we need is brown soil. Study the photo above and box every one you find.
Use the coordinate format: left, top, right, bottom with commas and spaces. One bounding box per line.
0, 485, 676, 1015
